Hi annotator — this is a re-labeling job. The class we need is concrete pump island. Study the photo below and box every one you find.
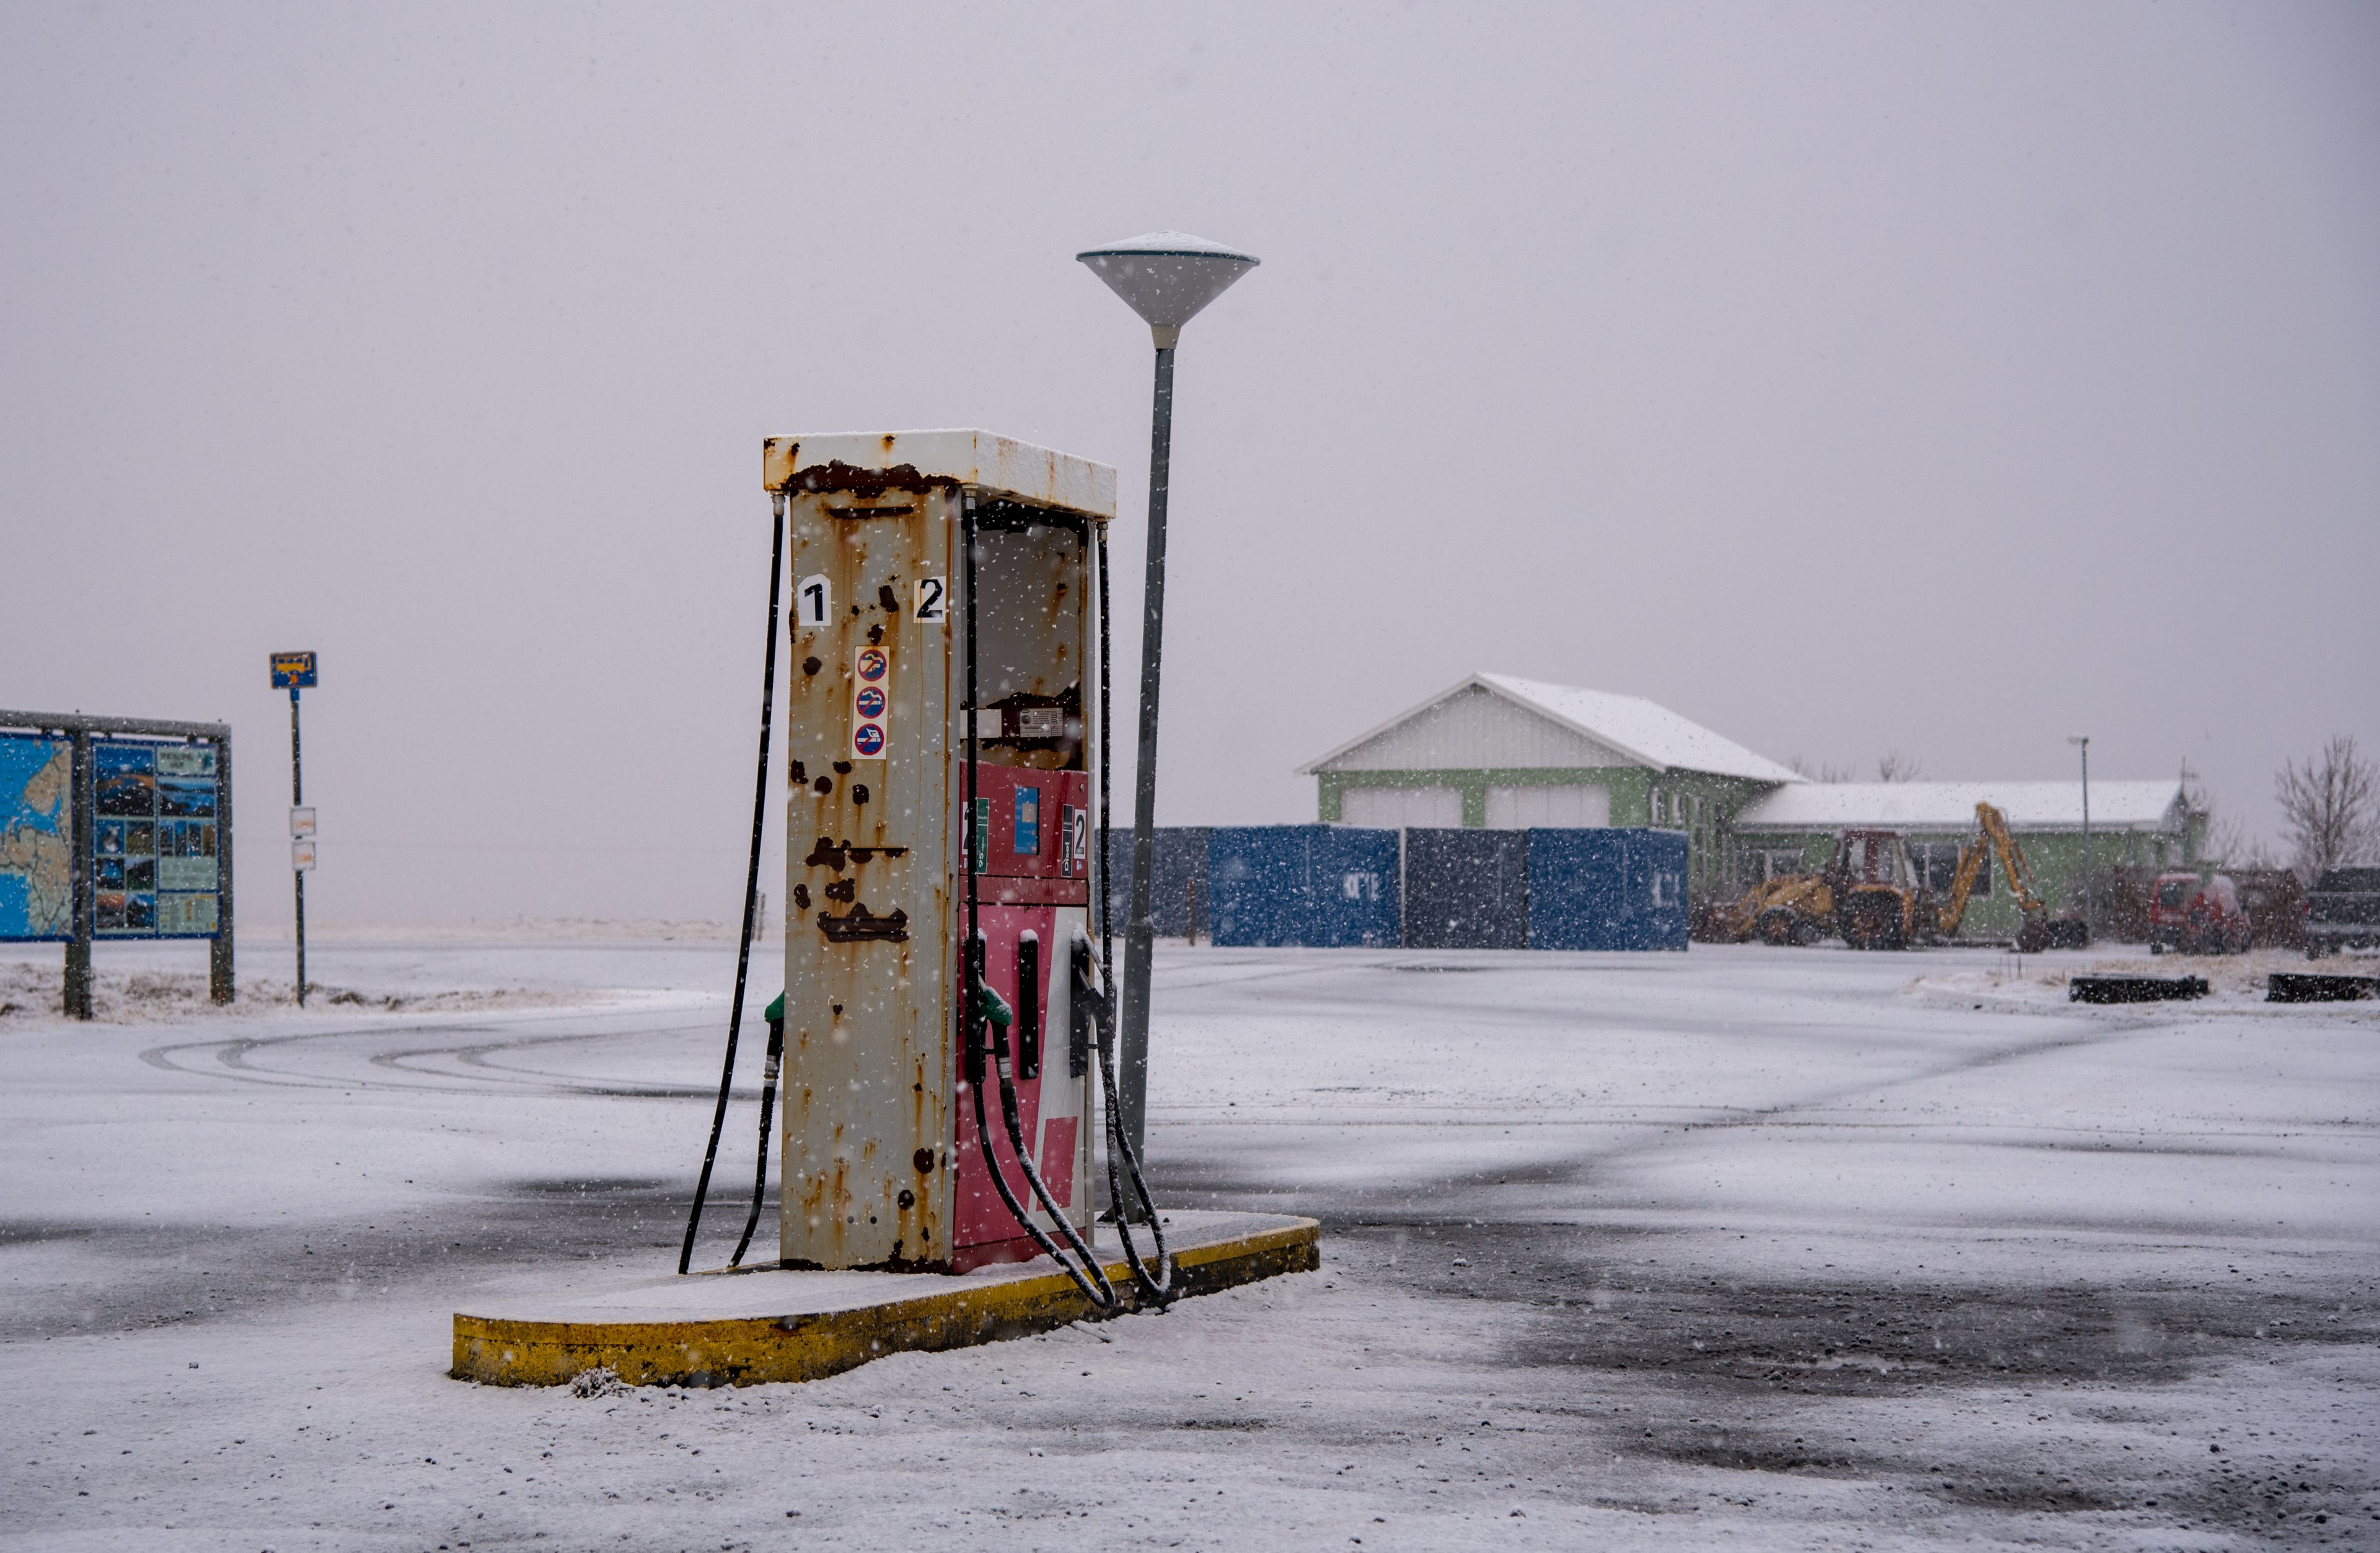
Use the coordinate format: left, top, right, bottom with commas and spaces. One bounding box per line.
451, 431, 1316, 1389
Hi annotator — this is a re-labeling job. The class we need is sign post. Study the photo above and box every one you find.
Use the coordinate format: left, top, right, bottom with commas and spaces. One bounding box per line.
271, 653, 317, 1006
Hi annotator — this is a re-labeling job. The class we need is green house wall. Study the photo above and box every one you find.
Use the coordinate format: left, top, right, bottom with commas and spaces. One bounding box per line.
1315, 767, 1783, 899
1730, 824, 2197, 938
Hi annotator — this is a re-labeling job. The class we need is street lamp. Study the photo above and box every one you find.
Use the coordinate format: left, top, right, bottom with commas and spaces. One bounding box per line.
2068, 734, 2092, 943
1077, 231, 1259, 1164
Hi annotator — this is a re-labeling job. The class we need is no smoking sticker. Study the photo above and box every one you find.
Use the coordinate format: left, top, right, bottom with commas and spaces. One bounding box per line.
849, 645, 891, 760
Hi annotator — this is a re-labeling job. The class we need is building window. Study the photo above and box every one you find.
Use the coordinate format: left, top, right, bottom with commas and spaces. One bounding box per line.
1742, 848, 1807, 886
1912, 842, 1988, 898
1484, 783, 1610, 829
1340, 785, 1464, 830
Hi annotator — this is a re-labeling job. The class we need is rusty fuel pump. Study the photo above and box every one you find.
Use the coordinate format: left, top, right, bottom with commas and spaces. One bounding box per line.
679, 430, 1169, 1303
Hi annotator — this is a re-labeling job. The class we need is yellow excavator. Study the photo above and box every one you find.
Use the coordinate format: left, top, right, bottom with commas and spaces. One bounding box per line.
1838, 801, 2058, 951
1708, 869, 1836, 946
1717, 802, 2061, 951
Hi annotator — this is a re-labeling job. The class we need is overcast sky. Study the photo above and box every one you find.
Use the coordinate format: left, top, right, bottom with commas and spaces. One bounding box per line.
5, 2, 2375, 930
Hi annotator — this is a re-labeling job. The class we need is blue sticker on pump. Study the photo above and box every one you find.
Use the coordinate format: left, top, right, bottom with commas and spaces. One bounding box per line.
1014, 786, 1040, 856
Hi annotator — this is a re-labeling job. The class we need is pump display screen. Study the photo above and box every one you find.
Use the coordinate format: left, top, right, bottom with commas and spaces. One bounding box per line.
1014, 788, 1040, 856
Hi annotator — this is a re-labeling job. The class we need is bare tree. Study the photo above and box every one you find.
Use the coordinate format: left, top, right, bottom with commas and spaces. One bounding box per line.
1874, 750, 1921, 783
2181, 771, 2275, 869
1787, 754, 1850, 783
2275, 735, 2380, 882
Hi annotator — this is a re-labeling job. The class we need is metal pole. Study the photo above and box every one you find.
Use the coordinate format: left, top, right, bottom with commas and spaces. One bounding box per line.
66, 730, 92, 1020
2078, 738, 2092, 943
211, 729, 234, 1003
1118, 343, 1175, 1166
290, 687, 305, 1007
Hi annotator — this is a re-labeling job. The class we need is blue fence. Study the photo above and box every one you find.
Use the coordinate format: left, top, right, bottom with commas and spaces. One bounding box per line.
1525, 828, 1689, 951
1101, 827, 1211, 938
1103, 823, 1690, 952
1208, 825, 1401, 948
1402, 827, 1529, 949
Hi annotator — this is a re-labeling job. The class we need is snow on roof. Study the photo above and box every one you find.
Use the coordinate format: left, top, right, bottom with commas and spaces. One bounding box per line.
1296, 672, 1807, 784
1478, 675, 1807, 784
1735, 780, 2187, 833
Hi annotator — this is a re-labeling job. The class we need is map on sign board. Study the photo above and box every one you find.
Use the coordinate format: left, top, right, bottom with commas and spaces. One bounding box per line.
0, 733, 73, 941
94, 741, 222, 938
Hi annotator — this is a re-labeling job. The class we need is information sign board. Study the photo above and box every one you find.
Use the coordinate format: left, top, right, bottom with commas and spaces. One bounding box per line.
0, 732, 73, 941
270, 651, 318, 690
93, 740, 221, 938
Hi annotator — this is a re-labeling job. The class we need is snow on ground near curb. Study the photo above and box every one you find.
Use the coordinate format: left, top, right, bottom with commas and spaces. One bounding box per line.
2, 941, 2374, 1550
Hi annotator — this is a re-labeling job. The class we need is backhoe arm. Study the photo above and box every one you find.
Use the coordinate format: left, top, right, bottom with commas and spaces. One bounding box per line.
1934, 802, 2049, 937
1977, 801, 2049, 917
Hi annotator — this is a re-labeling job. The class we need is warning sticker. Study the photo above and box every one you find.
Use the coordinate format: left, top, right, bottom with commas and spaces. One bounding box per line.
850, 645, 891, 760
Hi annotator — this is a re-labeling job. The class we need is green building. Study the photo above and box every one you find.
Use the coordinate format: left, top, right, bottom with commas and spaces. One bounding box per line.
1301, 672, 2198, 935
1298, 673, 1804, 902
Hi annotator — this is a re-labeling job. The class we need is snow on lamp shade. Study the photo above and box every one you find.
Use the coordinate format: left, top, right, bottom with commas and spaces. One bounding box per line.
1075, 231, 1259, 341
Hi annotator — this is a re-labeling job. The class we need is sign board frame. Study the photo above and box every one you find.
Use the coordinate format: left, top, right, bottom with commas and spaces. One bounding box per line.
0, 710, 234, 1016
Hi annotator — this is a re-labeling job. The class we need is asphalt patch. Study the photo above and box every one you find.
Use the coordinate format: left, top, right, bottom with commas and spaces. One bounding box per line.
0, 1176, 707, 1342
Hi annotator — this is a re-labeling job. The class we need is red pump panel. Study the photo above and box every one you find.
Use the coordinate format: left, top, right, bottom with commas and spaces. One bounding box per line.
951, 902, 1087, 1270
971, 767, 1091, 883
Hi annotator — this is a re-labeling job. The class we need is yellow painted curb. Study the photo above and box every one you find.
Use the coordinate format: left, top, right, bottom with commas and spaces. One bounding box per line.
452, 1216, 1319, 1388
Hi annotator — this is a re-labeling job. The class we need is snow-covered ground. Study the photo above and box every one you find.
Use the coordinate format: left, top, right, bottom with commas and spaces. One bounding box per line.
2, 938, 2374, 1550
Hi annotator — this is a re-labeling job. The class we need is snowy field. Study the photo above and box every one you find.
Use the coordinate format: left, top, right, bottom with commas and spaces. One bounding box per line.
2, 937, 2374, 1551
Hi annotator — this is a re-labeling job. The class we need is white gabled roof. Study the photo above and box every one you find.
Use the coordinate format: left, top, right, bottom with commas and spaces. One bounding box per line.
1736, 780, 2187, 833
1296, 672, 1807, 785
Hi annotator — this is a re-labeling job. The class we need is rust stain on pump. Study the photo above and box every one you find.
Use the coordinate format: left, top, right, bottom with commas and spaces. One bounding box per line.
772, 432, 1114, 1275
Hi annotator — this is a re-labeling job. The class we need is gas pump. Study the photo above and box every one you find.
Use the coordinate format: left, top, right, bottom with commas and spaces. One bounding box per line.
739, 430, 1166, 1300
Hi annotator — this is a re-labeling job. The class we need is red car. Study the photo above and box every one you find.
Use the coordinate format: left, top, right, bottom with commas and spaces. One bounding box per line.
2148, 871, 2251, 955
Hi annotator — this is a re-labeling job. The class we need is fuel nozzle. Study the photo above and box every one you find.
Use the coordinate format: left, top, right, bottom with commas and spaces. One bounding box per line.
964, 933, 1013, 1086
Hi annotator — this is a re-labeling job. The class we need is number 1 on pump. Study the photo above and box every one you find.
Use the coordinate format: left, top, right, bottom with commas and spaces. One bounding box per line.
796, 574, 830, 631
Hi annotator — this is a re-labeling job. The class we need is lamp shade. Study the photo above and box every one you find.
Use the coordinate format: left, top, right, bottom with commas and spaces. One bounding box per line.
1076, 231, 1259, 340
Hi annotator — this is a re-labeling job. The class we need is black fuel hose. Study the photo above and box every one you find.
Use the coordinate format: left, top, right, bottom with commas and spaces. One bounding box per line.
1073, 932, 1172, 1303
1093, 526, 1174, 1304
678, 490, 786, 1276
728, 993, 785, 1268
982, 945, 1115, 1303
966, 938, 1116, 1308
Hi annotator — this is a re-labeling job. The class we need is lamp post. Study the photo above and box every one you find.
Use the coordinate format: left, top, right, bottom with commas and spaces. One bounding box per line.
1077, 231, 1259, 1164
2068, 734, 2091, 944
